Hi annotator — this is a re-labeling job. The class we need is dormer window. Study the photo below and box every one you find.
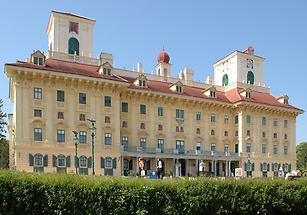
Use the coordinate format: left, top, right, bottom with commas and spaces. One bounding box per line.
103, 68, 111, 75
240, 88, 252, 99
246, 91, 251, 98
202, 86, 217, 98
176, 85, 183, 93
31, 50, 45, 66
98, 63, 113, 76
277, 95, 289, 105
170, 81, 184, 93
134, 74, 147, 88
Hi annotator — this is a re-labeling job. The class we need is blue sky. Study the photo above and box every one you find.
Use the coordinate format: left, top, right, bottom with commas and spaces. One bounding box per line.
0, 0, 306, 143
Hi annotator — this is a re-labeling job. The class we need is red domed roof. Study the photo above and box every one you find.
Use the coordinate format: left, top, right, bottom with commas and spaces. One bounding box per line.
157, 50, 170, 64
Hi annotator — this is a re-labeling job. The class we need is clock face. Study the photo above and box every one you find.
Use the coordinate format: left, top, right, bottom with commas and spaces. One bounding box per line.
247, 59, 253, 69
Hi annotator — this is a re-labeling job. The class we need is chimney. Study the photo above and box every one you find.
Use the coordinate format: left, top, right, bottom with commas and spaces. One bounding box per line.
137, 63, 143, 73
100, 52, 113, 66
183, 68, 194, 85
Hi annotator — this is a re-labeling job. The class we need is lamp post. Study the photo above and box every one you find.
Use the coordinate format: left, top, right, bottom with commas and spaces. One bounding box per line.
247, 153, 251, 177
72, 131, 79, 174
87, 119, 96, 176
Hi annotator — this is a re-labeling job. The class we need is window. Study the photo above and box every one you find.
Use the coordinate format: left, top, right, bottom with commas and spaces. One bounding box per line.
196, 128, 200, 134
211, 143, 216, 153
140, 123, 145, 129
104, 96, 111, 107
262, 163, 268, 172
176, 85, 183, 93
224, 144, 229, 153
158, 124, 163, 131
158, 107, 164, 116
262, 117, 266, 125
247, 130, 251, 136
284, 146, 288, 155
274, 133, 278, 139
176, 109, 184, 119
246, 144, 251, 153
224, 115, 229, 124
211, 129, 215, 135
57, 112, 64, 119
57, 155, 65, 167
273, 119, 278, 127
247, 71, 254, 84
235, 115, 238, 124
105, 116, 110, 123
262, 131, 266, 138
57, 90, 64, 102
122, 137, 128, 151
79, 156, 87, 168
140, 104, 146, 114
105, 157, 113, 169
210, 90, 216, 98
103, 68, 111, 75
69, 21, 79, 34
138, 79, 146, 87
235, 130, 238, 137
180, 127, 184, 132
79, 93, 86, 104
34, 87, 42, 99
57, 130, 65, 143
34, 128, 42, 141
176, 126, 179, 132
79, 114, 86, 121
34, 109, 42, 117
79, 131, 87, 144
235, 144, 239, 153
284, 134, 287, 140
224, 131, 228, 137
196, 142, 201, 151
262, 144, 267, 154
140, 138, 146, 149
210, 114, 216, 122
176, 140, 185, 154
122, 121, 128, 128
158, 139, 164, 152
196, 112, 201, 121
105, 133, 112, 145
34, 154, 43, 167
68, 37, 79, 55
246, 115, 251, 124
122, 102, 128, 112
33, 57, 44, 66
273, 163, 278, 171
284, 120, 288, 128
246, 91, 251, 98
273, 145, 278, 155
222, 74, 229, 86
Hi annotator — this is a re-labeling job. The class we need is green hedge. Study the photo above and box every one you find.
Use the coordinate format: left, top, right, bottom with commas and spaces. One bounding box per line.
0, 170, 306, 215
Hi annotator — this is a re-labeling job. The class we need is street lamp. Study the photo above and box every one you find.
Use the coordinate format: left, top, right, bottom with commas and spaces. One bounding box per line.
87, 119, 96, 176
72, 131, 79, 174
247, 153, 251, 177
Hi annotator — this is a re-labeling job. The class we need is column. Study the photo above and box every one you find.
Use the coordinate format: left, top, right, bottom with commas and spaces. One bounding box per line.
225, 161, 228, 177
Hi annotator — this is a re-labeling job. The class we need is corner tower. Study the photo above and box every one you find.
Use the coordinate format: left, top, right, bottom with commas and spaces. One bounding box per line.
213, 47, 265, 87
156, 49, 171, 79
47, 11, 96, 57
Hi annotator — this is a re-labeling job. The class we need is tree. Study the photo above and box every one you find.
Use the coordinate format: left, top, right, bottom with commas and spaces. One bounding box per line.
0, 99, 8, 168
296, 142, 307, 171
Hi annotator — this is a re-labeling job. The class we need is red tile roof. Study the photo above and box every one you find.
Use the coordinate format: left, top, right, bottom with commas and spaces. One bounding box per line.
5, 59, 303, 113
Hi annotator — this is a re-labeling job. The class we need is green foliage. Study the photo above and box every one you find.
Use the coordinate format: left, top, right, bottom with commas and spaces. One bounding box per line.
0, 170, 306, 215
297, 142, 307, 171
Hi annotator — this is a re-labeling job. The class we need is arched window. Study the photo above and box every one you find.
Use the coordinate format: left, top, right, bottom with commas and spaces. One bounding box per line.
247, 71, 254, 84
68, 37, 79, 55
79, 156, 87, 168
222, 74, 229, 86
34, 153, 43, 167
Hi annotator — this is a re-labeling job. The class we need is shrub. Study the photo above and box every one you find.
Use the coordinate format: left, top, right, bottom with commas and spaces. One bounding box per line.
0, 170, 306, 215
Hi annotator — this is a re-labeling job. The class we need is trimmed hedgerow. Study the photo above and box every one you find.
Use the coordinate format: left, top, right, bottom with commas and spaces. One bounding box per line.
0, 170, 306, 215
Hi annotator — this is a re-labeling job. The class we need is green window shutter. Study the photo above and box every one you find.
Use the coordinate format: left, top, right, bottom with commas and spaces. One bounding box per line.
66, 156, 71, 167
271, 163, 274, 171
75, 156, 79, 168
252, 163, 255, 171
29, 154, 34, 166
33, 57, 38, 65
52, 155, 57, 167
244, 162, 247, 171
147, 160, 151, 170
129, 160, 133, 170
101, 157, 105, 168
112, 158, 117, 169
260, 163, 263, 171
88, 157, 92, 168
289, 164, 291, 171
43, 155, 48, 167
39, 57, 43, 65
267, 163, 270, 171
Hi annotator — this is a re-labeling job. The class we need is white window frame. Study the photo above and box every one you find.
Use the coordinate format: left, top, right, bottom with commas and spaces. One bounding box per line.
105, 157, 113, 169
79, 156, 87, 168
57, 154, 66, 167
34, 153, 43, 167
210, 114, 216, 123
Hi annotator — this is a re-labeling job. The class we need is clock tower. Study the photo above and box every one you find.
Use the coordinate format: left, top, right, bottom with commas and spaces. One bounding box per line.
213, 47, 265, 87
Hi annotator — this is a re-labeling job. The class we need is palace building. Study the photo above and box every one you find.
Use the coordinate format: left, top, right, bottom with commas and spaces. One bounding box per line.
5, 11, 303, 177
